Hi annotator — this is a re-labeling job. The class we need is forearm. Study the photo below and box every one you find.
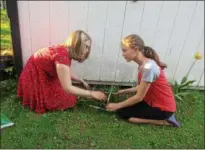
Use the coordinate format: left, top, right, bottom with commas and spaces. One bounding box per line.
118, 95, 142, 109
66, 85, 91, 98
71, 72, 82, 82
56, 64, 90, 97
124, 86, 139, 93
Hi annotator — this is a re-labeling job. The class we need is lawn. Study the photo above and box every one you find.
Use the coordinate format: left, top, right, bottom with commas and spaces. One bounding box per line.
0, 79, 204, 149
1, 9, 13, 56
0, 7, 204, 149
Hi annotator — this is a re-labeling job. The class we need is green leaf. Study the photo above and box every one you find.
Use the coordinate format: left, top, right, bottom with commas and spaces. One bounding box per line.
175, 94, 183, 101
175, 92, 190, 97
181, 76, 188, 84
174, 81, 179, 94
174, 80, 178, 86
179, 80, 196, 89
4, 67, 14, 73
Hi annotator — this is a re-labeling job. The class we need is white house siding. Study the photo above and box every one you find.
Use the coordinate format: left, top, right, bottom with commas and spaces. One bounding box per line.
17, 1, 204, 87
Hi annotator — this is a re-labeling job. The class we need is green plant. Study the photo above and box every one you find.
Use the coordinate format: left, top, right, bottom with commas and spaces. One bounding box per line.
4, 66, 14, 76
170, 52, 203, 102
2, 66, 17, 80
170, 76, 196, 101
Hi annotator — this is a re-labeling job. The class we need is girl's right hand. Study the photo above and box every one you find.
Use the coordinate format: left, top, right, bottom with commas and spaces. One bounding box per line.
91, 91, 107, 101
114, 89, 126, 95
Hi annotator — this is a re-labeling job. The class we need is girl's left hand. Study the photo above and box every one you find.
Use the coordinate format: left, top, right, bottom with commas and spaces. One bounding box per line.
106, 103, 121, 112
81, 80, 90, 89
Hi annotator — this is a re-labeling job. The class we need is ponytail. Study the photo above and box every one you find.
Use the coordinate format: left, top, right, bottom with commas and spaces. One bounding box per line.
143, 46, 167, 69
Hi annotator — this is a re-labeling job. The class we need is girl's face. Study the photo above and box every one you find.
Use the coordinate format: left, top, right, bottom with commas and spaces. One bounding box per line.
78, 39, 91, 63
121, 43, 139, 62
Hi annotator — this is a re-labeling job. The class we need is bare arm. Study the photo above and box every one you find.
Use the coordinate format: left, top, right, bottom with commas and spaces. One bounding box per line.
71, 72, 83, 83
56, 63, 91, 97
124, 86, 140, 93
118, 81, 151, 108
115, 86, 139, 95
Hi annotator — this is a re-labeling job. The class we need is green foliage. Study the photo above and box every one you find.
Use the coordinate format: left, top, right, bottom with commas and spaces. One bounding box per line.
4, 66, 15, 76
170, 76, 196, 102
0, 9, 15, 80
0, 79, 17, 95
0, 9, 10, 24
1, 9, 12, 50
1, 66, 17, 81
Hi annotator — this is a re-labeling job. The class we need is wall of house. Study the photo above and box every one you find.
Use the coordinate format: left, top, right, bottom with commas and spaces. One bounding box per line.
17, 1, 204, 86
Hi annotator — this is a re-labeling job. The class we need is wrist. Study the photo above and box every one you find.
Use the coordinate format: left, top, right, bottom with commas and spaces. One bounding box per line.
117, 102, 123, 109
123, 89, 127, 93
89, 90, 93, 98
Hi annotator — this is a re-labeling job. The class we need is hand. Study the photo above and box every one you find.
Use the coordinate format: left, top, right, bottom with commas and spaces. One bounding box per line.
91, 91, 107, 101
81, 80, 90, 89
106, 103, 121, 112
114, 89, 126, 95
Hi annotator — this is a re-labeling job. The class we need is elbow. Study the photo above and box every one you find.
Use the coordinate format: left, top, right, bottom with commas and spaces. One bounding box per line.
62, 84, 73, 94
134, 95, 144, 102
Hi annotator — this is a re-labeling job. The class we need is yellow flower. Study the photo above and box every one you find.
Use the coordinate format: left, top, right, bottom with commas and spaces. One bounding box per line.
194, 52, 203, 60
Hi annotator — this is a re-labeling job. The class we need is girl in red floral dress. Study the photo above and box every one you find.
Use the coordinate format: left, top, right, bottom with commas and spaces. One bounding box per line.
17, 30, 107, 113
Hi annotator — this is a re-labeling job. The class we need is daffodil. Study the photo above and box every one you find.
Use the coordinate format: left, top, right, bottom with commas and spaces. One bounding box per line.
194, 52, 203, 60
185, 52, 203, 77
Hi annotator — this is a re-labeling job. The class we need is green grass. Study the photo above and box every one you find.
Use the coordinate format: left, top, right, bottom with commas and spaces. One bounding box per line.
1, 9, 12, 51
0, 79, 204, 149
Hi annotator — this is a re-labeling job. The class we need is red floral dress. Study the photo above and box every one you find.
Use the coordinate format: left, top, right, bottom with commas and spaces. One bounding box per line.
17, 45, 77, 113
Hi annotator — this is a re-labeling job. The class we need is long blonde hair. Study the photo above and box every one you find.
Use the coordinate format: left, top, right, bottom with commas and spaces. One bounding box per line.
65, 30, 92, 61
122, 34, 167, 69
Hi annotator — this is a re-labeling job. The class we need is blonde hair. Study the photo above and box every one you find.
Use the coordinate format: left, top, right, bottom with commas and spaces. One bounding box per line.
65, 30, 92, 61
122, 34, 167, 69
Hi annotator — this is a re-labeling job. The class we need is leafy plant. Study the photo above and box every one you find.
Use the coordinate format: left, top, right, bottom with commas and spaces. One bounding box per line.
4, 66, 14, 75
170, 76, 196, 101
1, 66, 17, 80
0, 78, 17, 94
170, 52, 203, 102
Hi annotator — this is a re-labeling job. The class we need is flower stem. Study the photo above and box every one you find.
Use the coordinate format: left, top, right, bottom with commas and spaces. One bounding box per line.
185, 59, 197, 77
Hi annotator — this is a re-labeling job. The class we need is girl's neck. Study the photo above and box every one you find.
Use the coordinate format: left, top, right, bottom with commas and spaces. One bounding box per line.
134, 55, 150, 66
137, 57, 150, 72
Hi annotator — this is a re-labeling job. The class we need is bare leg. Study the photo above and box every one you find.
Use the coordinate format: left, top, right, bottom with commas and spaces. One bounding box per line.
128, 117, 171, 126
